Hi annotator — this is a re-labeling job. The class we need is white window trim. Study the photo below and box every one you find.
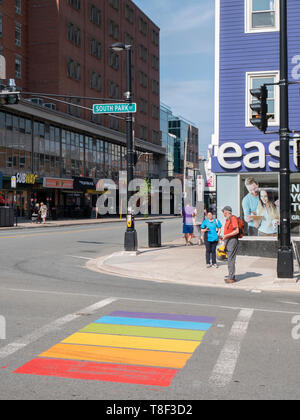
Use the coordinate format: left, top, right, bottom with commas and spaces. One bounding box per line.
245, 0, 279, 34
245, 71, 280, 128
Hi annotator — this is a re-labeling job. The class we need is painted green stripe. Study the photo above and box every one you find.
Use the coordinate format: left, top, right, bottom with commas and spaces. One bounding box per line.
80, 323, 206, 341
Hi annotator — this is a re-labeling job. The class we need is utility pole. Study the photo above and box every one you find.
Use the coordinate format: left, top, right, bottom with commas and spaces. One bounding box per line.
277, 0, 294, 278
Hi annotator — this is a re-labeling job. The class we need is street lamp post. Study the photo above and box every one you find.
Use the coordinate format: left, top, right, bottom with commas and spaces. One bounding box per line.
110, 42, 138, 252
277, 0, 293, 278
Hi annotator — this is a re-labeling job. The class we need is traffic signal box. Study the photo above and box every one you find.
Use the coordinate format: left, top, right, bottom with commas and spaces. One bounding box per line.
250, 85, 268, 133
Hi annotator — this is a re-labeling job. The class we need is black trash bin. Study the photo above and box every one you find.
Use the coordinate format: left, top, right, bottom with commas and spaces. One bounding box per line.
146, 221, 163, 248
0, 207, 14, 227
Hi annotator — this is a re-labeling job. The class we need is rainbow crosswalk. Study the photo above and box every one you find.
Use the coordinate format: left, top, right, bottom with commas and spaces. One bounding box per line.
15, 310, 215, 387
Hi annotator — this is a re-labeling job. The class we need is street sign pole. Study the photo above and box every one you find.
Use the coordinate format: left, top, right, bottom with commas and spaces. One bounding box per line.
277, 0, 294, 278
124, 45, 138, 252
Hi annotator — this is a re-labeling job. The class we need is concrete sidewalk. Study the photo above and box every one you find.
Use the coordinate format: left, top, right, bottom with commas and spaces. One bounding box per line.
87, 239, 300, 293
0, 215, 179, 230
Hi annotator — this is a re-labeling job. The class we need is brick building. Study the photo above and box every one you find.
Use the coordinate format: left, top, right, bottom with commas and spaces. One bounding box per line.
0, 0, 166, 219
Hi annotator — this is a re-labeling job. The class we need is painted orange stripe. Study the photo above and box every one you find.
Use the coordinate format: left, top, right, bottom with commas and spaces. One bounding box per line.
40, 343, 191, 369
62, 332, 201, 353
14, 358, 179, 387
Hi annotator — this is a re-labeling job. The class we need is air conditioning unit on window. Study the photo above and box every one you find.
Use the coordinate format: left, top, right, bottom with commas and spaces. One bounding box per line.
43, 103, 57, 111
27, 98, 43, 106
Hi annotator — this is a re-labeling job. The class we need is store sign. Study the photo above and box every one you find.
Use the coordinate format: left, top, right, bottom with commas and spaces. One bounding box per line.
11, 176, 16, 189
73, 177, 95, 191
212, 139, 298, 173
196, 175, 204, 201
43, 178, 73, 189
291, 184, 300, 221
16, 173, 37, 185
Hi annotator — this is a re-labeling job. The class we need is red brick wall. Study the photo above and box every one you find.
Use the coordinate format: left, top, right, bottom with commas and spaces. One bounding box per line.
3, 0, 160, 147
0, 0, 28, 90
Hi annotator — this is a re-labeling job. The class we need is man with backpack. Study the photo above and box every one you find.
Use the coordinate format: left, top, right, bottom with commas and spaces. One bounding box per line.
220, 206, 244, 284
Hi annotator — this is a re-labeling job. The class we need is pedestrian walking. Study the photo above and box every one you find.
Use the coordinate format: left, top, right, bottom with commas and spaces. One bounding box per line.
220, 206, 240, 284
181, 203, 196, 246
201, 211, 222, 267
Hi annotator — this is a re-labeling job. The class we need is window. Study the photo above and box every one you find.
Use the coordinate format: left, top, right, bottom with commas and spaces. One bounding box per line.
246, 71, 279, 127
139, 44, 147, 62
139, 71, 148, 89
109, 0, 119, 10
67, 0, 80, 10
109, 51, 119, 70
67, 58, 81, 81
90, 38, 102, 60
109, 20, 119, 40
67, 22, 81, 47
15, 55, 21, 79
139, 17, 147, 36
152, 104, 159, 120
245, 0, 279, 33
109, 81, 120, 99
125, 4, 134, 24
151, 29, 159, 46
139, 98, 148, 114
90, 5, 102, 27
15, 0, 21, 15
139, 125, 148, 141
125, 32, 134, 46
90, 71, 102, 92
152, 54, 159, 71
15, 23, 22, 46
151, 79, 159, 95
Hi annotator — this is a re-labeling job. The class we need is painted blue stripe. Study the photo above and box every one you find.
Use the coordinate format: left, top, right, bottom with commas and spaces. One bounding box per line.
94, 316, 212, 331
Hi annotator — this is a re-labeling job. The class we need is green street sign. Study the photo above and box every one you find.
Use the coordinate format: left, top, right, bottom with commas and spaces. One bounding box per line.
93, 103, 137, 114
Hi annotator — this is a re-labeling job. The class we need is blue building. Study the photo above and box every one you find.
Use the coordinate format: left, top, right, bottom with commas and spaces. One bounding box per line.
211, 0, 300, 236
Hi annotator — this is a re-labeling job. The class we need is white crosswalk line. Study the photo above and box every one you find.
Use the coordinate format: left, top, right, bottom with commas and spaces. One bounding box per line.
209, 308, 254, 388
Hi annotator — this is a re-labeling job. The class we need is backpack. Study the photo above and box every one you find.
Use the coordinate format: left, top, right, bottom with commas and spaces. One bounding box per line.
229, 216, 245, 239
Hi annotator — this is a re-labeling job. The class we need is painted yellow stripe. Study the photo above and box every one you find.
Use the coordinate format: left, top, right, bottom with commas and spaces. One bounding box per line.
62, 332, 201, 353
40, 343, 191, 369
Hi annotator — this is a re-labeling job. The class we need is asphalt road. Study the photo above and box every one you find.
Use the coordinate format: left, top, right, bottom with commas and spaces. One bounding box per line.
0, 219, 300, 402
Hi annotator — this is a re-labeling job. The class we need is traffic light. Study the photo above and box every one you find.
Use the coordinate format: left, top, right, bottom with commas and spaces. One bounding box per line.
0, 79, 20, 105
250, 85, 268, 132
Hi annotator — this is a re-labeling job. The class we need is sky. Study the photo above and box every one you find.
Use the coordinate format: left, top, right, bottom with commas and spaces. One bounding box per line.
133, 0, 215, 156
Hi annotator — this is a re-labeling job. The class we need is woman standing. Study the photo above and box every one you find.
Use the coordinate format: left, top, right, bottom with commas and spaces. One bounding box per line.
181, 203, 196, 246
39, 202, 48, 224
255, 190, 279, 236
201, 211, 222, 268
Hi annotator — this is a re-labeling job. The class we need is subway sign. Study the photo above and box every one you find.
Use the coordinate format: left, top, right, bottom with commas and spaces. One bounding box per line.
16, 173, 37, 185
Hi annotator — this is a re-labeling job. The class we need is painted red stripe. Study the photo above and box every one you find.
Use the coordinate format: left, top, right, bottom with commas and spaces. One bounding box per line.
14, 358, 179, 387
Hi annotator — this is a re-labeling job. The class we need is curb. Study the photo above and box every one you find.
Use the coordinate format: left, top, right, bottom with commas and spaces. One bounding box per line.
86, 251, 300, 294
0, 215, 180, 231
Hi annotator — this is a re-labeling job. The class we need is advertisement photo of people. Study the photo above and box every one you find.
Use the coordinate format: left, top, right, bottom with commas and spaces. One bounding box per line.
241, 176, 279, 237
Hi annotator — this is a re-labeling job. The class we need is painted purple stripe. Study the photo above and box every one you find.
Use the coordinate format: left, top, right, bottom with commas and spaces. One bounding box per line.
109, 311, 216, 324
